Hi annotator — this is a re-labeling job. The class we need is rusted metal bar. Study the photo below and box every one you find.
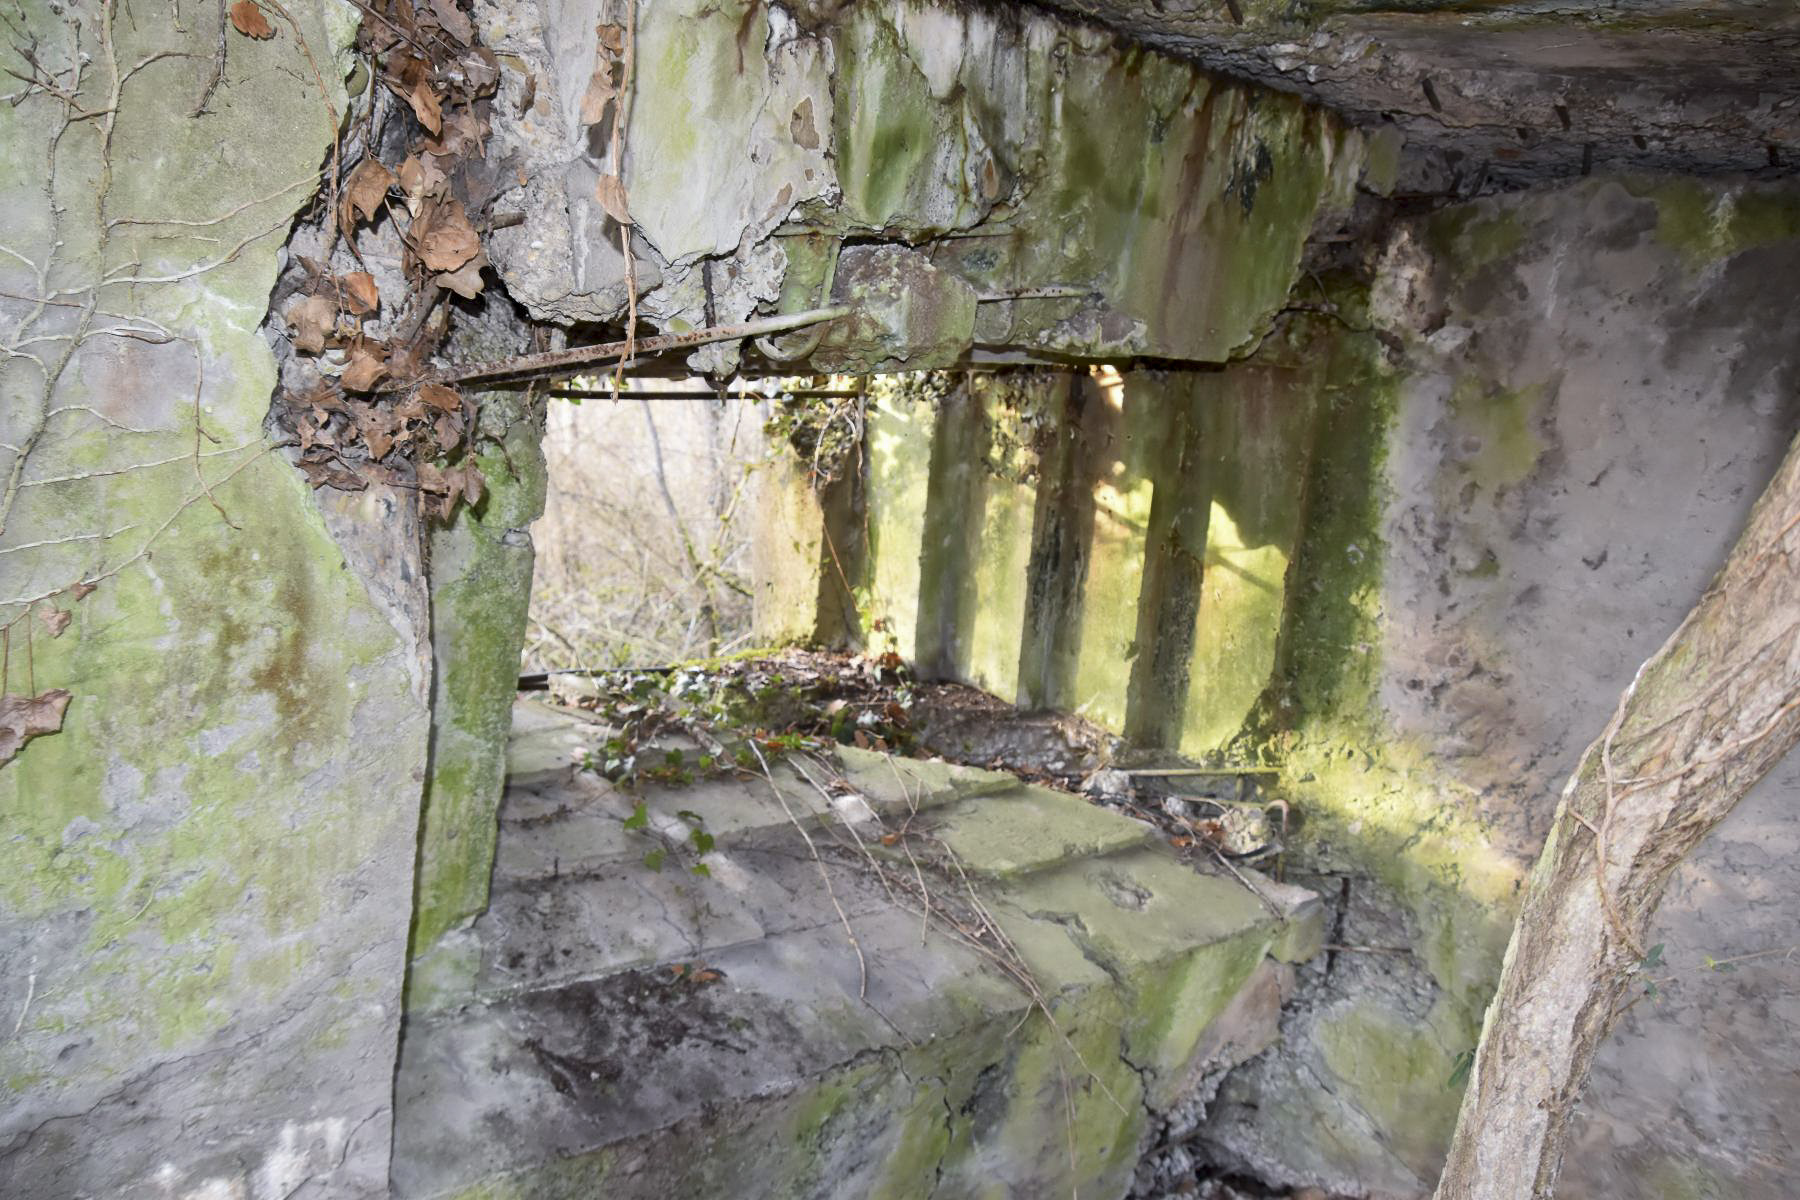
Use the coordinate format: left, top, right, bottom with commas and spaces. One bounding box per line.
976, 286, 1092, 302
544, 388, 863, 401
390, 304, 854, 391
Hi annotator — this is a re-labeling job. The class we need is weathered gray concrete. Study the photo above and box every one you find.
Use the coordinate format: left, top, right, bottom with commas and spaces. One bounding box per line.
0, 1, 430, 1195
1033, 0, 1799, 189
1200, 178, 1800, 1197
394, 700, 1321, 1198
477, 0, 1366, 370
753, 174, 1800, 1198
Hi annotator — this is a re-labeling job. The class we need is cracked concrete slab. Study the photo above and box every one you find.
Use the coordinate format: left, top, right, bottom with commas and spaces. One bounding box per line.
392, 702, 1320, 1198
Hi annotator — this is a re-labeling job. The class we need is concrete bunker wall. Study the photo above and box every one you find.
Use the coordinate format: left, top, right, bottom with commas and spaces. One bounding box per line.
0, 2, 429, 1195
0, 0, 1366, 1192
759, 176, 1800, 1197
3, 0, 1797, 1194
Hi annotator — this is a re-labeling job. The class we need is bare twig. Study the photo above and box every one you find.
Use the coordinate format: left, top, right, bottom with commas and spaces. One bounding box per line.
747, 740, 868, 1000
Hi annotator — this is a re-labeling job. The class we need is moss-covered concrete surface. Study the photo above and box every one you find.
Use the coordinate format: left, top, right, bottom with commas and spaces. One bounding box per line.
391, 703, 1317, 1199
756, 174, 1800, 1199
0, 0, 431, 1195
479, 0, 1366, 371
409, 392, 548, 986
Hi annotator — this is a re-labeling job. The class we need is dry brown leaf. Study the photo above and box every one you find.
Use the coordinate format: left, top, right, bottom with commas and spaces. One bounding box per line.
229, 0, 274, 40
433, 411, 463, 447
427, 108, 490, 160
426, 0, 472, 44
0, 689, 72, 766
40, 608, 71, 638
464, 48, 502, 98
418, 382, 462, 413
407, 78, 443, 134
579, 68, 615, 127
342, 271, 380, 316
341, 342, 389, 392
69, 580, 97, 600
435, 252, 486, 299
364, 426, 395, 460
594, 22, 624, 53
297, 459, 368, 491
594, 173, 631, 225
340, 159, 395, 231
288, 294, 336, 355
517, 70, 538, 118
414, 463, 460, 520
385, 341, 427, 385
395, 154, 447, 219
457, 463, 485, 505
414, 198, 480, 271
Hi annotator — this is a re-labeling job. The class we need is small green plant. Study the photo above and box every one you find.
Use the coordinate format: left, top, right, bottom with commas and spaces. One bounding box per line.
618, 800, 715, 877
1447, 1047, 1476, 1090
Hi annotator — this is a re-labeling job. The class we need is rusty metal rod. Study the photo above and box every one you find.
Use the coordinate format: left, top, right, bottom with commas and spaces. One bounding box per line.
977, 286, 1092, 301
545, 388, 863, 401
388, 304, 854, 391
1124, 766, 1283, 776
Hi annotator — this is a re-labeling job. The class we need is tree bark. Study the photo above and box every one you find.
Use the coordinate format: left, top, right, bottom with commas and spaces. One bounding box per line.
1433, 429, 1800, 1200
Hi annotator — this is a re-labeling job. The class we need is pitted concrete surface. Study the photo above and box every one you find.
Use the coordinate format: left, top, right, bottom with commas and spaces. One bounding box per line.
392, 701, 1320, 1198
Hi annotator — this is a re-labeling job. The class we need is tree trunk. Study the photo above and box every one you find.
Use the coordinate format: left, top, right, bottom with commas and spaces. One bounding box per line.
1433, 429, 1800, 1200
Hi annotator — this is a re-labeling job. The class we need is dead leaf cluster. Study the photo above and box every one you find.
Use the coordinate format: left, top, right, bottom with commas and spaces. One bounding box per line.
280, 378, 483, 519
581, 20, 632, 225
273, 0, 509, 521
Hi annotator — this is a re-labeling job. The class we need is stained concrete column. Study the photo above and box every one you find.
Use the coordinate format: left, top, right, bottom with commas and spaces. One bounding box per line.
408, 394, 547, 998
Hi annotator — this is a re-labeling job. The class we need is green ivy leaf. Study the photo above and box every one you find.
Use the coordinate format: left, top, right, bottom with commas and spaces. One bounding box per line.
1642, 943, 1665, 969
691, 829, 715, 855
1447, 1048, 1476, 1090
623, 801, 649, 831
689, 862, 711, 878
643, 847, 666, 872
677, 809, 704, 825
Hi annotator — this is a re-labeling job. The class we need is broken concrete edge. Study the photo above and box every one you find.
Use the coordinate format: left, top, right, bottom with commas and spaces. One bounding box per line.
418, 935, 1289, 1200
484, 0, 1368, 371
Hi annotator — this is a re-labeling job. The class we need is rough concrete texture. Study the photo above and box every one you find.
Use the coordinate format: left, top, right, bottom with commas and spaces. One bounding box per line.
0, 0, 430, 1195
1353, 176, 1800, 1199
392, 701, 1319, 1197
756, 174, 1800, 1198
1031, 0, 1800, 190
1196, 177, 1800, 1196
411, 386, 549, 975
476, 0, 1366, 369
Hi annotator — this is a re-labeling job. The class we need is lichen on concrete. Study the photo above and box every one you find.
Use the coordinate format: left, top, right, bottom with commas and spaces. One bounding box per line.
483, 0, 1363, 370
392, 701, 1314, 1198
0, 0, 428, 1193
409, 387, 549, 987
